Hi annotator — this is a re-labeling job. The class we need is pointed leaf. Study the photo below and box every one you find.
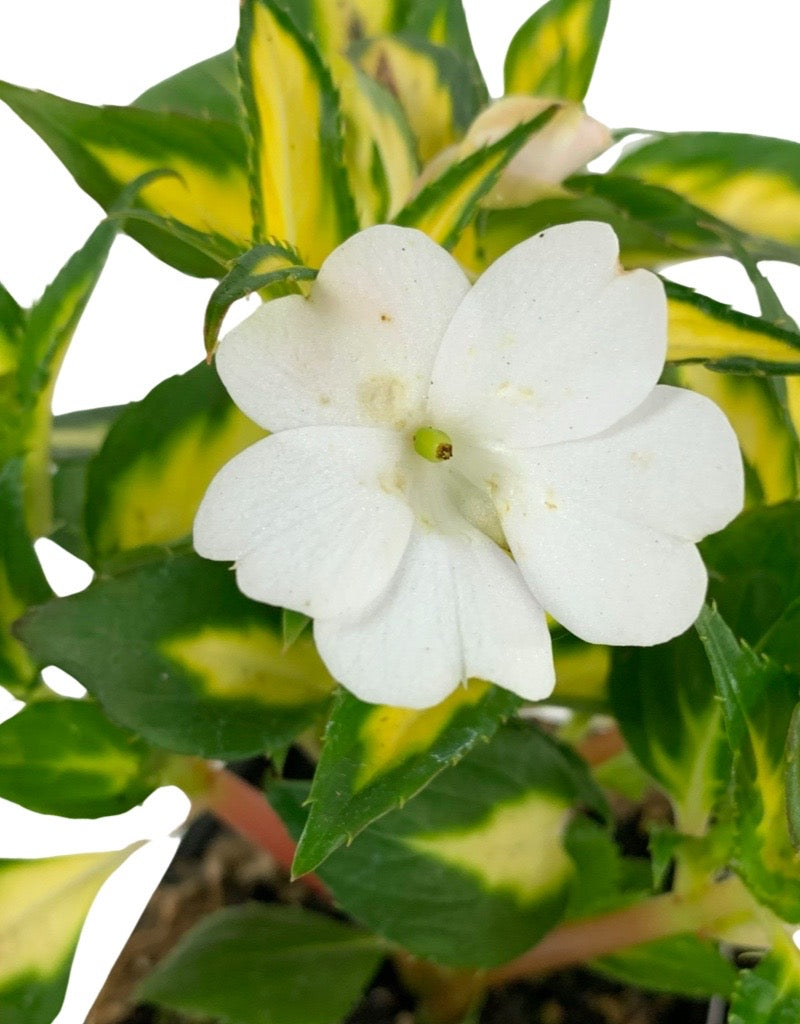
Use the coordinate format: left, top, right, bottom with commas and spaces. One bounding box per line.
613, 131, 800, 252
85, 361, 264, 563
665, 280, 800, 374
674, 366, 797, 508
134, 49, 241, 122
293, 681, 521, 874
0, 846, 135, 1024
138, 904, 383, 1024
236, 0, 359, 266
394, 105, 558, 248
16, 553, 335, 759
277, 722, 607, 968
0, 80, 251, 277
356, 33, 483, 162
204, 241, 316, 355
696, 605, 800, 920
0, 280, 25, 376
504, 0, 610, 101
402, 0, 488, 108
0, 460, 51, 697
609, 631, 731, 834
0, 699, 161, 818
308, 0, 405, 56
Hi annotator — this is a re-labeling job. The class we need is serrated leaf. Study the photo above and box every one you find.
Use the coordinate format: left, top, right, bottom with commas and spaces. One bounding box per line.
134, 49, 241, 123
592, 935, 736, 1000
85, 362, 264, 563
277, 721, 607, 968
609, 630, 731, 834
0, 460, 51, 697
729, 934, 800, 1024
394, 105, 557, 248
665, 280, 800, 374
402, 0, 488, 108
0, 700, 160, 817
612, 131, 800, 252
0, 846, 135, 1024
568, 172, 800, 265
0, 80, 251, 277
292, 680, 521, 874
204, 241, 316, 355
355, 33, 482, 162
237, 0, 359, 266
138, 903, 383, 1024
504, 0, 610, 101
15, 553, 335, 758
696, 605, 800, 920
675, 366, 797, 508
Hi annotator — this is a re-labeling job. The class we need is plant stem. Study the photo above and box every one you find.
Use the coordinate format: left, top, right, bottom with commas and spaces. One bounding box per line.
199, 765, 330, 900
485, 875, 752, 986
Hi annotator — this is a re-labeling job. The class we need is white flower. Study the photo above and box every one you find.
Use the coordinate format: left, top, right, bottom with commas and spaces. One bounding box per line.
194, 222, 743, 709
414, 96, 612, 209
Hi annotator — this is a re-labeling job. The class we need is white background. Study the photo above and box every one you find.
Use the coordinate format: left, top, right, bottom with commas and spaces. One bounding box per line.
1, 2, 800, 1021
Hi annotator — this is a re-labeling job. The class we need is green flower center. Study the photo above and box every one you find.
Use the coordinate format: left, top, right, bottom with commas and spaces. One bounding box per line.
413, 426, 453, 463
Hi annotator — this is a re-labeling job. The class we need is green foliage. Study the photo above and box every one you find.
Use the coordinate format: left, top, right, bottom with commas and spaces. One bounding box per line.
293, 682, 521, 873
593, 935, 736, 1000
728, 934, 800, 1024
138, 904, 384, 1024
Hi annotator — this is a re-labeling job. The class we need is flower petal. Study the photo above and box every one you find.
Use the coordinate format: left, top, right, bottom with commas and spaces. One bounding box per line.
506, 385, 744, 542
193, 426, 414, 619
314, 526, 555, 709
217, 225, 471, 432
427, 221, 666, 448
498, 486, 709, 647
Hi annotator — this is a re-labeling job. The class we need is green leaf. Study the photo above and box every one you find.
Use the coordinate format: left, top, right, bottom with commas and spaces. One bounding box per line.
592, 935, 736, 1000
608, 631, 732, 834
85, 362, 264, 563
15, 553, 336, 759
236, 0, 359, 266
504, 0, 610, 101
292, 681, 522, 874
0, 280, 25, 375
0, 700, 160, 817
729, 934, 800, 1024
568, 172, 800, 265
402, 0, 488, 109
696, 605, 800, 920
612, 131, 800, 252
664, 279, 800, 374
281, 609, 311, 650
204, 241, 316, 355
276, 721, 607, 968
0, 460, 51, 697
134, 49, 242, 123
354, 33, 481, 163
0, 846, 135, 1024
138, 903, 383, 1024
394, 105, 558, 248
674, 367, 797, 508
0, 80, 251, 277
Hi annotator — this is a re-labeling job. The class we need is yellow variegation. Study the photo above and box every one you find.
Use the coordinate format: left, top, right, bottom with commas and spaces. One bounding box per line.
85, 144, 252, 245
676, 365, 797, 505
237, 0, 358, 267
312, 0, 402, 56
407, 792, 573, 904
355, 679, 491, 790
504, 0, 610, 101
161, 623, 335, 705
552, 641, 610, 705
91, 403, 263, 557
0, 847, 135, 1003
666, 286, 800, 371
357, 37, 464, 162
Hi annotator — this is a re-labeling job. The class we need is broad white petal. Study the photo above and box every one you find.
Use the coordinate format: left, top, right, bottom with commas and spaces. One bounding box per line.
427, 221, 666, 448
217, 225, 470, 431
193, 427, 413, 619
314, 526, 554, 709
510, 385, 744, 542
499, 486, 709, 647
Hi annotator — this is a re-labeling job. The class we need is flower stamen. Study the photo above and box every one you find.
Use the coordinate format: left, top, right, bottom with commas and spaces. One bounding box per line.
413, 426, 453, 463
